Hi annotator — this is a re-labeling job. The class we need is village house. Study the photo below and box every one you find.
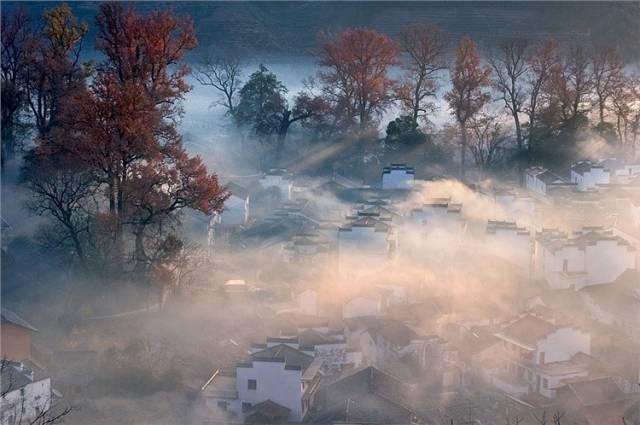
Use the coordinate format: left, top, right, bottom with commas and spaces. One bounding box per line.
485, 220, 532, 270
337, 215, 395, 274
313, 366, 421, 424
402, 198, 466, 260
1, 361, 52, 425
600, 157, 640, 184
381, 164, 415, 190
213, 182, 250, 228
525, 166, 569, 196
570, 160, 610, 192
203, 342, 322, 422
259, 169, 293, 201
1, 309, 37, 362
283, 229, 332, 265
490, 312, 594, 399
534, 227, 637, 290
579, 268, 640, 340
556, 377, 635, 425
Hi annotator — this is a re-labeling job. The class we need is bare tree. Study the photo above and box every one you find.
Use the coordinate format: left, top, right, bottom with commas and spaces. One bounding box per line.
1, 8, 31, 159
609, 74, 635, 145
591, 46, 623, 125
467, 113, 508, 172
21, 148, 97, 274
193, 53, 242, 117
490, 39, 529, 150
525, 38, 560, 152
548, 45, 593, 125
396, 24, 446, 125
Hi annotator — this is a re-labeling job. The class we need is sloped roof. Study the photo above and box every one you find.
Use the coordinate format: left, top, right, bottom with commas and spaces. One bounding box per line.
298, 329, 341, 348
537, 169, 565, 184
561, 377, 627, 407
225, 182, 249, 200
249, 343, 314, 372
571, 161, 605, 176
368, 320, 419, 348
246, 400, 291, 423
1, 309, 37, 331
318, 366, 416, 423
495, 314, 559, 349
536, 227, 634, 253
339, 216, 391, 232
580, 269, 640, 318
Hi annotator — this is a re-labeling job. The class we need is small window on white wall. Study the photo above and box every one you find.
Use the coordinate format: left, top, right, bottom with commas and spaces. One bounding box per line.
248, 379, 257, 390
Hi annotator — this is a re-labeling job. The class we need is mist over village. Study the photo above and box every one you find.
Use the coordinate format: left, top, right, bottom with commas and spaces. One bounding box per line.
1, 2, 640, 425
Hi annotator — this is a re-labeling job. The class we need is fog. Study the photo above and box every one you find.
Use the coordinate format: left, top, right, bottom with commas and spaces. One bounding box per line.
2, 3, 640, 425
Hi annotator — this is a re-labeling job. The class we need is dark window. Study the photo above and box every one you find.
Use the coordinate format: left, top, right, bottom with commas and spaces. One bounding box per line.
242, 402, 252, 412
543, 378, 549, 389
539, 352, 545, 364
562, 260, 568, 272
216, 401, 228, 410
248, 379, 257, 390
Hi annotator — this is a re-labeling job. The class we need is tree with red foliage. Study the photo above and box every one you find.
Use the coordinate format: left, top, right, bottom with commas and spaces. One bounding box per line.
95, 2, 196, 113
44, 4, 226, 275
124, 142, 228, 265
62, 3, 198, 232
317, 28, 399, 130
445, 37, 492, 179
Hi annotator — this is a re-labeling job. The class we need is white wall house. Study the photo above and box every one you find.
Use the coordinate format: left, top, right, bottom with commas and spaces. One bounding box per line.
381, 164, 415, 190
402, 198, 466, 260
205, 343, 322, 422
570, 161, 610, 192
525, 166, 566, 196
534, 227, 636, 290
1, 362, 52, 425
600, 158, 640, 183
491, 313, 591, 399
337, 216, 395, 274
259, 169, 293, 201
485, 220, 531, 270
216, 182, 250, 227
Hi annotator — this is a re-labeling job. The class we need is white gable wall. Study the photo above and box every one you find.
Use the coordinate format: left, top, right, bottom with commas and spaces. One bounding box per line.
535, 327, 590, 364
235, 361, 303, 421
219, 194, 249, 226
571, 168, 610, 191
382, 170, 414, 190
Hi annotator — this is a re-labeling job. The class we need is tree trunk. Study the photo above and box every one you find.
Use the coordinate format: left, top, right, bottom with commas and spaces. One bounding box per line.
134, 226, 147, 267
599, 101, 605, 126
460, 123, 467, 180
527, 112, 535, 155
277, 111, 292, 154
513, 111, 523, 151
